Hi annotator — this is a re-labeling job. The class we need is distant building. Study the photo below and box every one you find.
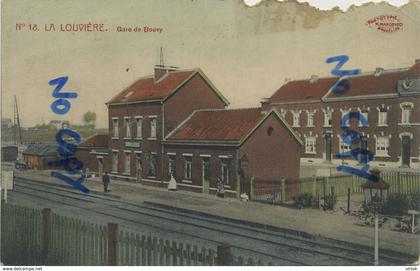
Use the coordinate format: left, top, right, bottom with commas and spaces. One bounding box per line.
1, 118, 13, 131
75, 134, 109, 176
49, 120, 70, 130
22, 144, 59, 170
261, 60, 420, 169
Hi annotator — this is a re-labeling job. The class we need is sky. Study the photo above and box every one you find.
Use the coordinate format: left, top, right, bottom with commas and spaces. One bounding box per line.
2, 0, 420, 128
243, 0, 411, 10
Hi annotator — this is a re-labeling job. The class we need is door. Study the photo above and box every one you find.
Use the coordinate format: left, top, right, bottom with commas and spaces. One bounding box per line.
324, 133, 332, 162
97, 157, 103, 177
202, 158, 210, 194
136, 154, 143, 182
401, 136, 411, 167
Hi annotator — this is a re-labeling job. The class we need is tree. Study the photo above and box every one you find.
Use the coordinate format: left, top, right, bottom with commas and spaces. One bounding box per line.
83, 111, 97, 128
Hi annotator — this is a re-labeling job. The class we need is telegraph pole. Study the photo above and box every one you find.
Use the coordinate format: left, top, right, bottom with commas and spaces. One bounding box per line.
14, 95, 23, 145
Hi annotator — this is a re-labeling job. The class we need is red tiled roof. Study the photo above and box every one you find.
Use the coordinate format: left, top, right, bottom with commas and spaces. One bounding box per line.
269, 77, 338, 103
79, 134, 108, 148
166, 108, 265, 142
108, 70, 196, 103
269, 62, 420, 102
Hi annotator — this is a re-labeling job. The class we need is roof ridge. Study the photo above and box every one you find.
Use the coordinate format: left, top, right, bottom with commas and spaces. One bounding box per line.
284, 65, 412, 84
194, 107, 261, 113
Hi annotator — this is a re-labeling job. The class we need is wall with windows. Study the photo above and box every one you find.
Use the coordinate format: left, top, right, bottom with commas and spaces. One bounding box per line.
162, 145, 238, 195
265, 96, 420, 168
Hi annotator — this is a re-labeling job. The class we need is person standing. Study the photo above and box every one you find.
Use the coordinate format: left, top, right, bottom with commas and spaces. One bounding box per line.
102, 172, 110, 192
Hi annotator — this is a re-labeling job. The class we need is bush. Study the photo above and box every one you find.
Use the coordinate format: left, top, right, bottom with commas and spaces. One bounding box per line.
382, 193, 419, 216
322, 194, 337, 211
293, 193, 318, 208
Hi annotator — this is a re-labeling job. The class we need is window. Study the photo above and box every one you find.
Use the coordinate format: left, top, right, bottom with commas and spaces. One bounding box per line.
147, 154, 157, 177
168, 155, 176, 177
221, 159, 230, 185
150, 118, 157, 138
292, 111, 300, 127
323, 111, 332, 127
305, 137, 316, 154
184, 156, 192, 180
112, 118, 119, 138
339, 136, 351, 153
202, 158, 210, 180
376, 137, 389, 157
135, 117, 142, 138
124, 117, 131, 138
307, 111, 315, 127
124, 152, 131, 174
340, 109, 351, 127
112, 152, 118, 172
401, 104, 412, 124
378, 108, 388, 126
359, 110, 368, 127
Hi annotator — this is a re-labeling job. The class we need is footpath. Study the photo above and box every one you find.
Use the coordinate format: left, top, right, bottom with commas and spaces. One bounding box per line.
14, 169, 419, 258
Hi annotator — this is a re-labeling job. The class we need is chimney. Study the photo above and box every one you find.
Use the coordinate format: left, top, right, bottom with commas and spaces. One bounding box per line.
374, 67, 384, 76
415, 59, 420, 64
309, 75, 319, 83
154, 65, 178, 81
284, 77, 291, 83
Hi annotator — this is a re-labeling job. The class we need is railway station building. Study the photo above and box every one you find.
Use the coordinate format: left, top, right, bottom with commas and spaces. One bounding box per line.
76, 65, 303, 197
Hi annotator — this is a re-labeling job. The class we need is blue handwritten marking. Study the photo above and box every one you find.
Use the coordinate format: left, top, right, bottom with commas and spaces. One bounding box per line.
326, 56, 378, 182
51, 171, 90, 193
49, 76, 89, 193
325, 55, 361, 77
49, 76, 78, 115
325, 55, 361, 95
55, 129, 81, 157
49, 76, 78, 99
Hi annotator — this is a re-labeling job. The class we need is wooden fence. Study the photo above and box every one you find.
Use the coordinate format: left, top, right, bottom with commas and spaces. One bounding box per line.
248, 171, 420, 203
1, 202, 264, 266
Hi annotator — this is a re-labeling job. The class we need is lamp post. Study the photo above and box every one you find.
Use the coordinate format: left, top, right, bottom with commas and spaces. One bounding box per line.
361, 168, 390, 266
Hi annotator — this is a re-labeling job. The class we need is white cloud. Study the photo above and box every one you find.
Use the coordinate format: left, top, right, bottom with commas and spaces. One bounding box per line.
243, 0, 411, 11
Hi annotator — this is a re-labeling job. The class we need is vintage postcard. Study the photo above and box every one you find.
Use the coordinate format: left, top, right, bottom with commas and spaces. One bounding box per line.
1, 0, 419, 267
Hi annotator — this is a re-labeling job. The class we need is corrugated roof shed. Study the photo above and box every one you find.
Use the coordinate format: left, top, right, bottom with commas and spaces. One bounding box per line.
23, 144, 58, 156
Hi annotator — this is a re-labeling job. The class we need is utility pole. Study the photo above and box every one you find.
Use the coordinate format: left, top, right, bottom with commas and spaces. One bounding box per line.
14, 95, 23, 145
374, 213, 379, 265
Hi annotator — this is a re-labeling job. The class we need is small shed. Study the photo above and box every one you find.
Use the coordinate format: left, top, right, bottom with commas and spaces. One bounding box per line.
22, 144, 59, 170
1, 146, 18, 161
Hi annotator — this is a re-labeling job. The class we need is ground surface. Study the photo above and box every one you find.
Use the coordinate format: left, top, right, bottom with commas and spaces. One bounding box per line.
3, 167, 419, 265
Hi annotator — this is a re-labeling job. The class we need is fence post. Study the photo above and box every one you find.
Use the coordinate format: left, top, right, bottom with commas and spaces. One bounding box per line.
347, 187, 351, 213
250, 177, 254, 201
312, 175, 317, 196
217, 243, 231, 266
107, 223, 118, 266
281, 179, 286, 203
42, 208, 52, 265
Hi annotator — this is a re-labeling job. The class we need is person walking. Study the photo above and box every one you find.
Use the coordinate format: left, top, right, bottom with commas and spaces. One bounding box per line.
102, 172, 110, 192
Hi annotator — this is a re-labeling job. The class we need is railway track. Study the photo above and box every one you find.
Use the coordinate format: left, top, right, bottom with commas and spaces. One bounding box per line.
9, 177, 416, 265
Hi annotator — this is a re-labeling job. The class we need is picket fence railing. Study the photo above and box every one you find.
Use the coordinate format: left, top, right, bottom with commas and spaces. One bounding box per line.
1, 202, 265, 266
249, 171, 420, 203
